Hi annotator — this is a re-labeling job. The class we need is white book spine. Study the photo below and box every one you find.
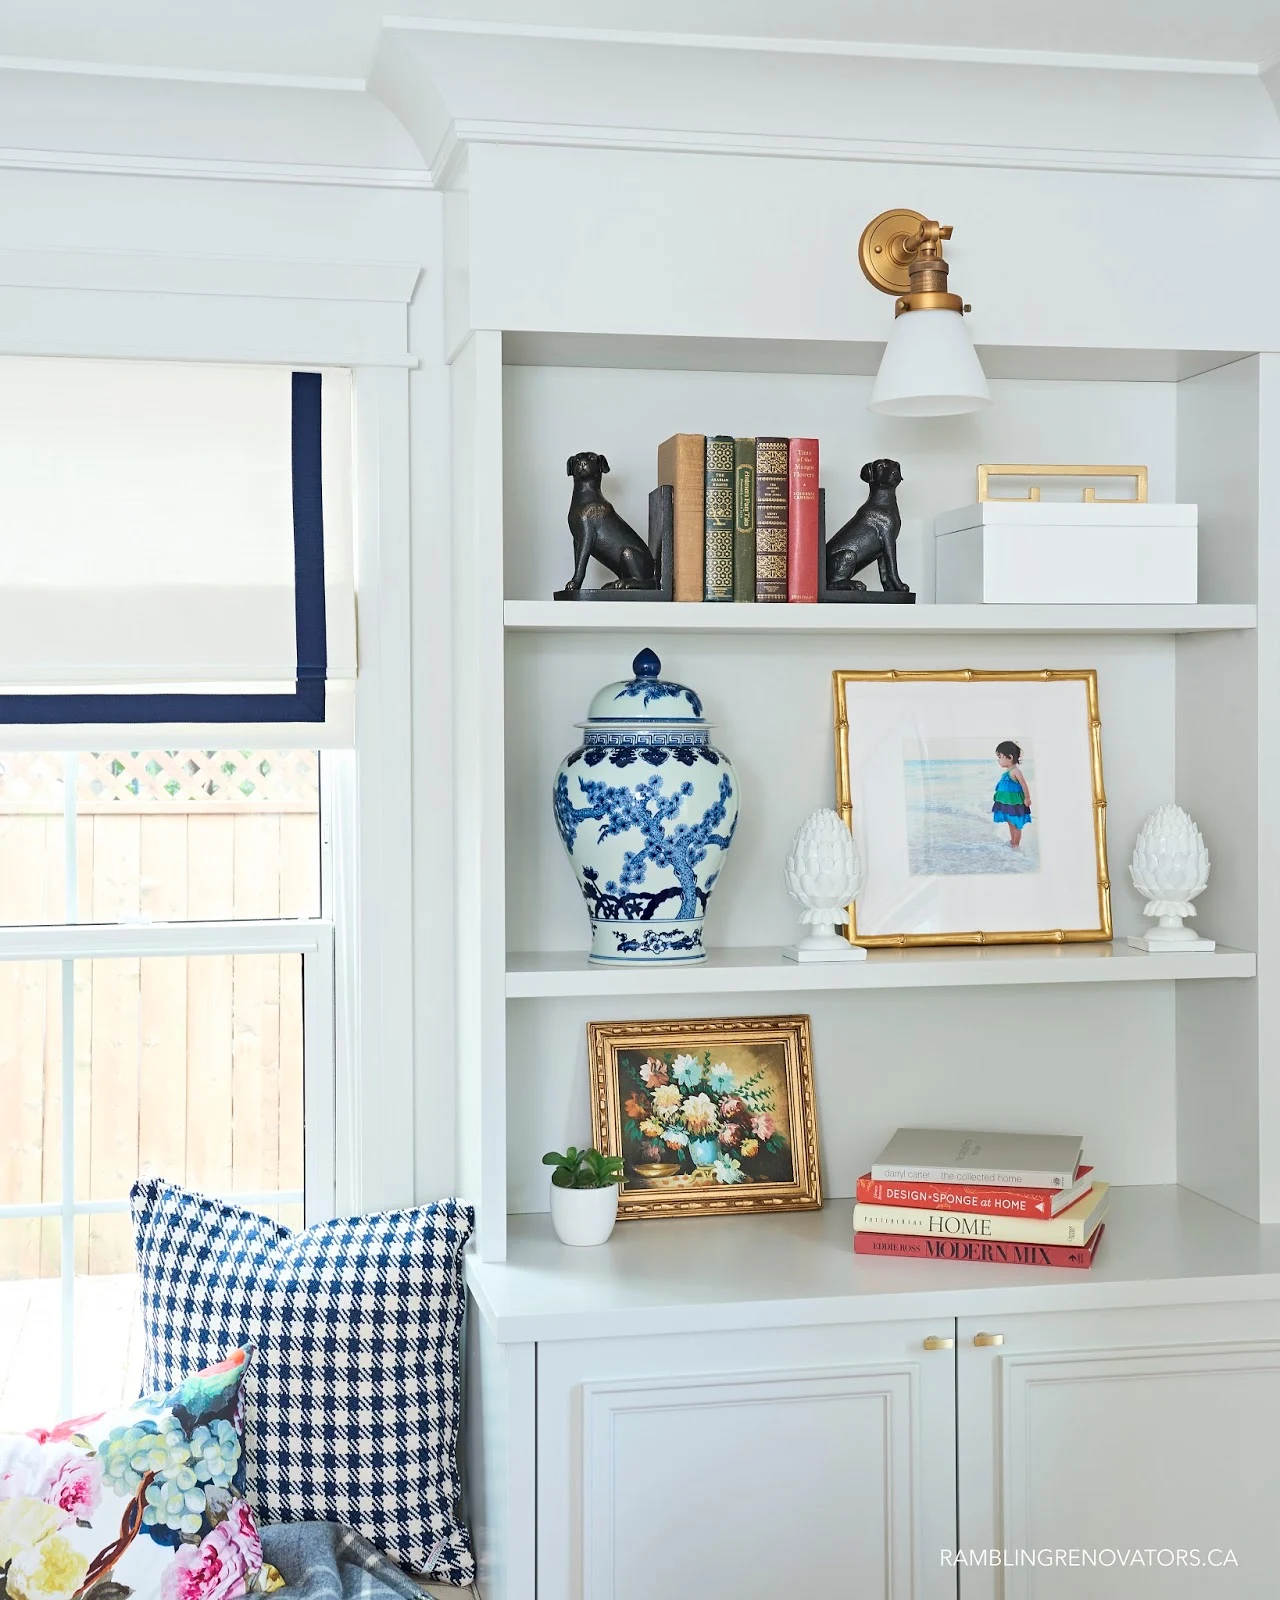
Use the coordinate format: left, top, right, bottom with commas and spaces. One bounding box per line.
871, 1163, 1072, 1190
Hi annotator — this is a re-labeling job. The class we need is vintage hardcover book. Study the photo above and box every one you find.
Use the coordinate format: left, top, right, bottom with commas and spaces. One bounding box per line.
656, 434, 706, 602
704, 435, 735, 600
854, 1183, 1109, 1247
855, 1166, 1093, 1219
754, 436, 789, 602
732, 438, 756, 603
854, 1225, 1104, 1270
787, 437, 819, 602
871, 1128, 1085, 1191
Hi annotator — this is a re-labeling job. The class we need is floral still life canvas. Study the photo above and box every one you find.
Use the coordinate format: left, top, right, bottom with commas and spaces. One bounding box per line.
0, 1348, 277, 1600
588, 1016, 821, 1218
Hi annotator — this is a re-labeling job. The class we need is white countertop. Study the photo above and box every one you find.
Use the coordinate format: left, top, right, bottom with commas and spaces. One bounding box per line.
465, 1185, 1280, 1343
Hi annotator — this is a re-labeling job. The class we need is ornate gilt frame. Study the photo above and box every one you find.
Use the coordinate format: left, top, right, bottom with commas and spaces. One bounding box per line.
832, 668, 1111, 947
587, 1015, 822, 1220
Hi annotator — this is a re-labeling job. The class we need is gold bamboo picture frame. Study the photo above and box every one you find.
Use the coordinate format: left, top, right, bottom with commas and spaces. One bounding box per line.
833, 668, 1111, 948
588, 1015, 822, 1220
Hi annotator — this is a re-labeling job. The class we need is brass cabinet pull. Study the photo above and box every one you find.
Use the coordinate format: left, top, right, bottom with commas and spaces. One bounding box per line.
973, 1332, 1005, 1347
922, 1335, 955, 1350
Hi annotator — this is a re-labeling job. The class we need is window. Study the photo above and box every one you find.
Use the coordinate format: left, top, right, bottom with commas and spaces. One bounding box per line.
0, 750, 332, 1428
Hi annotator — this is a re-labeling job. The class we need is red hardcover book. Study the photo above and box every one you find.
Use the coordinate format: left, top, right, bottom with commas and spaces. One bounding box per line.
855, 1166, 1093, 1220
787, 437, 819, 602
854, 1224, 1104, 1270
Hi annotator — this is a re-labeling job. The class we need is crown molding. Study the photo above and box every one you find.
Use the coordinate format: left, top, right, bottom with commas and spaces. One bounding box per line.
0, 247, 422, 303
0, 53, 366, 92
0, 144, 432, 189
443, 117, 1280, 183
384, 16, 1261, 78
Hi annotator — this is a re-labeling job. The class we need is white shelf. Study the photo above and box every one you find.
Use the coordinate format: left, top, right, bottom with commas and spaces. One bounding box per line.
506, 941, 1255, 998
504, 601, 1256, 635
466, 1185, 1280, 1344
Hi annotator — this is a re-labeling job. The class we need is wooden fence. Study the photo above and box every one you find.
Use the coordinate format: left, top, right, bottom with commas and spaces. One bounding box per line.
0, 752, 316, 1278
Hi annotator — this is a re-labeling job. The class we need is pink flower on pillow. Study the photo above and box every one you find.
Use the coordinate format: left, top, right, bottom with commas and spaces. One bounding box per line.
37, 1452, 101, 1522
161, 1501, 262, 1600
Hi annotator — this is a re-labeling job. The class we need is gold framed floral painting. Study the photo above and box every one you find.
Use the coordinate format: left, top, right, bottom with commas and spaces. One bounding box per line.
588, 1015, 821, 1219
833, 668, 1111, 947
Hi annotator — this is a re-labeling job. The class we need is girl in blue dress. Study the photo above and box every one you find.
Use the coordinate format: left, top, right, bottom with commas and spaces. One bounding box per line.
992, 740, 1032, 848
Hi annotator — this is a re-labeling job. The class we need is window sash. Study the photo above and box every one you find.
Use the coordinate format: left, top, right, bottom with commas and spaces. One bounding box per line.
0, 918, 335, 1415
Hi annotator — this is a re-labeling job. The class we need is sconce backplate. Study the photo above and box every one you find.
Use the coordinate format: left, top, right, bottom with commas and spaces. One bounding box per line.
858, 208, 927, 296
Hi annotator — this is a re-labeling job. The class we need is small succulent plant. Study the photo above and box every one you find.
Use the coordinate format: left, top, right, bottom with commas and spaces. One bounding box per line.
542, 1145, 625, 1190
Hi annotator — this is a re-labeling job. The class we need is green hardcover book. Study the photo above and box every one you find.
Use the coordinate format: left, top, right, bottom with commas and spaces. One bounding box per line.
704, 435, 735, 600
754, 436, 789, 601
732, 438, 756, 603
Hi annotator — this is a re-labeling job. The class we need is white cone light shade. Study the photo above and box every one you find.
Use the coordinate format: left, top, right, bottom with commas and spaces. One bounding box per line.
869, 309, 991, 417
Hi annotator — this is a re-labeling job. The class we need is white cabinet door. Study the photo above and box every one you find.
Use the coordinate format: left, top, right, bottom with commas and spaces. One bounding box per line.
537, 1319, 958, 1600
956, 1301, 1280, 1599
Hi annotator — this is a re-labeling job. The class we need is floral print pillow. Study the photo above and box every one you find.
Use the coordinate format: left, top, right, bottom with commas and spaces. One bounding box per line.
0, 1349, 277, 1600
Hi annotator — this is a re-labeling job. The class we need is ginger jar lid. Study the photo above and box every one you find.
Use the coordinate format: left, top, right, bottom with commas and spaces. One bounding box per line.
580, 648, 709, 728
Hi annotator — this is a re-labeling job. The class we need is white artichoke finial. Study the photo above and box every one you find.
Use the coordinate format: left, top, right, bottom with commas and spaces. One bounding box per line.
782, 809, 867, 962
1129, 804, 1209, 919
1126, 805, 1214, 952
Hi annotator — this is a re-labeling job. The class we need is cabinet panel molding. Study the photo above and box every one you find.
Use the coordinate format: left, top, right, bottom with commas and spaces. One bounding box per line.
997, 1339, 1280, 1599
581, 1364, 921, 1600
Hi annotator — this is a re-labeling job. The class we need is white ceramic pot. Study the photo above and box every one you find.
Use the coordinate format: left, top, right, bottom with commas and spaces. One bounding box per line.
549, 1181, 619, 1247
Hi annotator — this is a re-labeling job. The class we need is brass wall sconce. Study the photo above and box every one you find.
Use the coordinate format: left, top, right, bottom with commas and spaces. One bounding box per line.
859, 208, 991, 417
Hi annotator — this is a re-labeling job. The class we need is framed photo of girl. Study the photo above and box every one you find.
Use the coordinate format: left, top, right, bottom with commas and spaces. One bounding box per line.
587, 1015, 822, 1219
833, 669, 1110, 947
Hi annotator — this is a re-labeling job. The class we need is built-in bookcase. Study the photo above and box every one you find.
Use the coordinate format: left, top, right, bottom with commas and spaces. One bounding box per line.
454, 329, 1270, 1261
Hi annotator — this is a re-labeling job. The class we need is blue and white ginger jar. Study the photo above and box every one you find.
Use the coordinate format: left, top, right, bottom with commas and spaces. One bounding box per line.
553, 647, 739, 963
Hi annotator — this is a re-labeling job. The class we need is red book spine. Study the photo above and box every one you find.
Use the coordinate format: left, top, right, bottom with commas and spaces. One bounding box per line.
854, 1226, 1103, 1270
855, 1168, 1092, 1220
787, 438, 818, 602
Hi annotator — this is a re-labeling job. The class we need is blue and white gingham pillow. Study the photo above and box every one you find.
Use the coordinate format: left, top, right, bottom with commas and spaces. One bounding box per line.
129, 1180, 475, 1586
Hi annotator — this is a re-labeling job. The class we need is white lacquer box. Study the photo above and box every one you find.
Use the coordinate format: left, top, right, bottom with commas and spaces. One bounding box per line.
934, 467, 1198, 605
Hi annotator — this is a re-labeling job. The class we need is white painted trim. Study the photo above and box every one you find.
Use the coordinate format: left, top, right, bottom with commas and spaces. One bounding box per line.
343, 366, 417, 1215
0, 918, 330, 959
0, 247, 422, 303
303, 926, 339, 1222
447, 117, 1280, 183
0, 145, 432, 191
0, 1191, 303, 1220
0, 54, 367, 92
386, 17, 1264, 77
430, 125, 465, 192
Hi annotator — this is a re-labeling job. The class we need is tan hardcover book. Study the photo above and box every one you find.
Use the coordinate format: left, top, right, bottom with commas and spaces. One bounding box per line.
657, 433, 706, 602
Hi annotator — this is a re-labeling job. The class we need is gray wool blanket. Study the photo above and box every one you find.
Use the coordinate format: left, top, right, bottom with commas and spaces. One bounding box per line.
260, 1523, 471, 1600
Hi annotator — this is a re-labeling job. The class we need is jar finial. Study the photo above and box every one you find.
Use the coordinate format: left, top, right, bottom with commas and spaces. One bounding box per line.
632, 647, 661, 679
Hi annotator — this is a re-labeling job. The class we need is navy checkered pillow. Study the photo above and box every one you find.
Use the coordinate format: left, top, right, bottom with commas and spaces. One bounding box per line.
129, 1180, 475, 1586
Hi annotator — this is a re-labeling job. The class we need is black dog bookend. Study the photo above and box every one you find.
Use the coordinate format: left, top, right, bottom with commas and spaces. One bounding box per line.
554, 450, 673, 601
819, 457, 915, 603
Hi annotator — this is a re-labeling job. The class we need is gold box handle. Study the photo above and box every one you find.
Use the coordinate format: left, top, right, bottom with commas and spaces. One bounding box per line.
922, 1334, 955, 1351
973, 1332, 1005, 1347
977, 464, 1148, 504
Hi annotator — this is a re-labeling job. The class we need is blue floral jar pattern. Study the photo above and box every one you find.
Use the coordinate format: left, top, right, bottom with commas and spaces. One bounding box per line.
554, 647, 739, 963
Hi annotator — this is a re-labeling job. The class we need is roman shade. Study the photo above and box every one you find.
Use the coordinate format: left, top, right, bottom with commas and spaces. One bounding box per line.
0, 358, 354, 739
